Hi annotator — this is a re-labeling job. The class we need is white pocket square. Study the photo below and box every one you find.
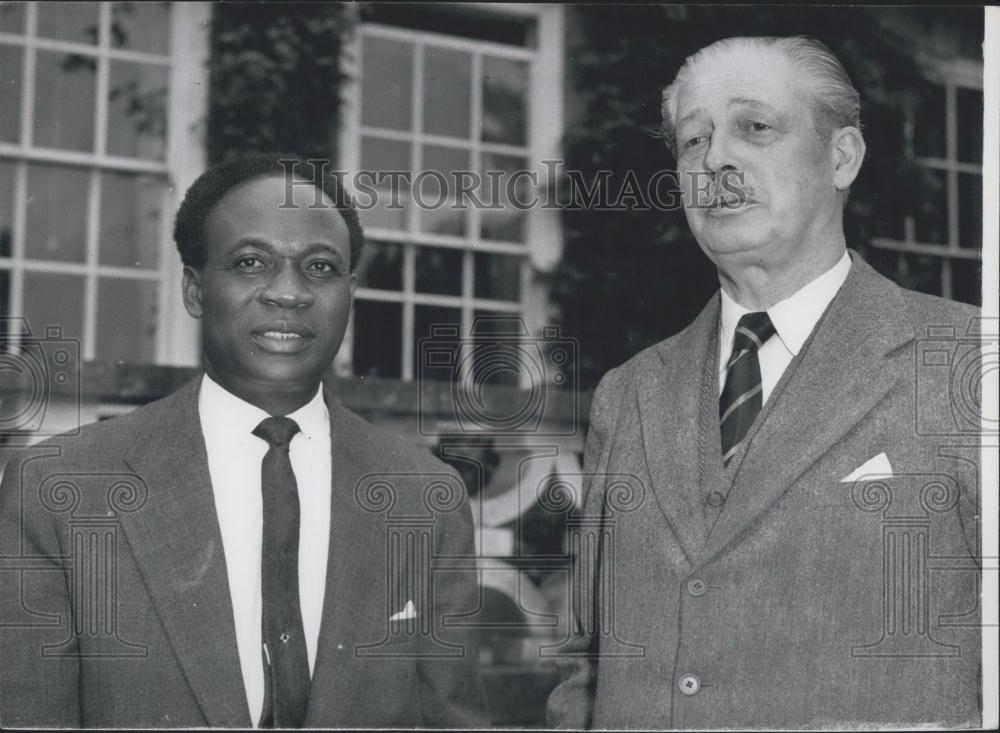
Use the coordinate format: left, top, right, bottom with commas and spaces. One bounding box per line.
389, 600, 417, 621
840, 452, 893, 482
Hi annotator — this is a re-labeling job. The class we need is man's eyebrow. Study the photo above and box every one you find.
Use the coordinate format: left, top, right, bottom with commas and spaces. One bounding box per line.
676, 107, 708, 128
228, 237, 347, 258
728, 97, 778, 114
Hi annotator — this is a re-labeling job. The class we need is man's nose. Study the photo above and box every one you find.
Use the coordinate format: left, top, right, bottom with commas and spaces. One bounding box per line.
259, 264, 315, 308
703, 130, 736, 174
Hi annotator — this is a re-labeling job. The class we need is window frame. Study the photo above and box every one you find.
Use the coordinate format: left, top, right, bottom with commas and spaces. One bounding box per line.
0, 1, 208, 366
336, 3, 565, 385
868, 55, 983, 302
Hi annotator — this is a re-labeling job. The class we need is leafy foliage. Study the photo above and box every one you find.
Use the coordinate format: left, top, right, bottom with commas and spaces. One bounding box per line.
548, 6, 977, 387
208, 3, 355, 163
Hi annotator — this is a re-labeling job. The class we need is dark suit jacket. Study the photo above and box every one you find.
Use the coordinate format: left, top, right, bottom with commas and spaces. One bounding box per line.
547, 253, 982, 729
0, 378, 488, 728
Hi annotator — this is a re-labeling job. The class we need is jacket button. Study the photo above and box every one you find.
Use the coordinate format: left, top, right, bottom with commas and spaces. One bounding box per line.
706, 491, 726, 507
678, 674, 701, 695
687, 578, 707, 596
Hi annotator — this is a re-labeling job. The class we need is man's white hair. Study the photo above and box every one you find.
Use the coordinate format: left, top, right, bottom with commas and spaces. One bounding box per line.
661, 36, 861, 157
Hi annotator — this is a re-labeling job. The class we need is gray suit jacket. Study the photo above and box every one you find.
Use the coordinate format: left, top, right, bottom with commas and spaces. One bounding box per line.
547, 253, 982, 729
1, 378, 488, 728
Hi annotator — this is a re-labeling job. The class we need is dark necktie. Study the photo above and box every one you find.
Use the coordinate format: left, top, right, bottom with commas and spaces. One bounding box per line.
719, 312, 776, 466
252, 416, 310, 728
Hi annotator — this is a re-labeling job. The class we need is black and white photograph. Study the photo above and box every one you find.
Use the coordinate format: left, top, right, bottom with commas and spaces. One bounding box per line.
0, 2, 997, 729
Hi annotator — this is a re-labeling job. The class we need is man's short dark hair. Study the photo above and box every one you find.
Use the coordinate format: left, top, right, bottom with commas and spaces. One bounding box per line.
173, 152, 365, 270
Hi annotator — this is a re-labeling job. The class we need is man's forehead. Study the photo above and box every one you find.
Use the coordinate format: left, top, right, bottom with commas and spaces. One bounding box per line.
675, 45, 798, 119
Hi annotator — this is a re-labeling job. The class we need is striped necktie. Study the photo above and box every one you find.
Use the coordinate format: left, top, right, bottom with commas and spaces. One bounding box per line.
253, 416, 311, 728
720, 312, 776, 466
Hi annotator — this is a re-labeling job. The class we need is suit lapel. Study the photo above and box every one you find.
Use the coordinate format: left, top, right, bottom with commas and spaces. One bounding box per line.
700, 256, 914, 565
636, 296, 721, 567
119, 378, 252, 727
306, 397, 397, 725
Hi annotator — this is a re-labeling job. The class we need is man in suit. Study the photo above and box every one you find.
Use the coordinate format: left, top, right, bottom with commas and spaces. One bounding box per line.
0, 153, 488, 727
547, 36, 982, 728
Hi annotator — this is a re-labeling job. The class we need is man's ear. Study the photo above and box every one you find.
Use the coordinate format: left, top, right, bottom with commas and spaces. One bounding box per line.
181, 266, 204, 319
831, 126, 866, 191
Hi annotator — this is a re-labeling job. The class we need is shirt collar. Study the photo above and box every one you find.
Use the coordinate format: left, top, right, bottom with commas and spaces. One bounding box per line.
719, 250, 851, 368
199, 373, 329, 449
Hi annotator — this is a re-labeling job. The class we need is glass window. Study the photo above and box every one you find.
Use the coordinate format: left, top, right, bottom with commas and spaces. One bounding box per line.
110, 1, 171, 55
413, 305, 461, 380
106, 60, 169, 160
352, 22, 540, 381
415, 246, 463, 295
99, 171, 164, 268
361, 36, 413, 130
33, 50, 97, 152
482, 56, 528, 145
957, 172, 982, 250
356, 240, 404, 291
475, 252, 521, 301
22, 271, 86, 339
352, 300, 402, 378
24, 163, 89, 263
0, 2, 26, 34
956, 88, 983, 164
97, 277, 158, 363
951, 259, 981, 307
359, 136, 410, 231
911, 167, 947, 245
0, 160, 15, 258
911, 83, 945, 159
419, 145, 469, 236
37, 1, 99, 45
423, 46, 471, 139
0, 45, 23, 144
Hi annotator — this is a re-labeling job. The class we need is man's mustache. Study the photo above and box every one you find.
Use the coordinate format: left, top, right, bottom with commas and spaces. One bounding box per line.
686, 171, 757, 207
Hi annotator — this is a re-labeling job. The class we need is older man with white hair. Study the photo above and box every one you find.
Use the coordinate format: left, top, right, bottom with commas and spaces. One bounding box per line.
547, 36, 981, 729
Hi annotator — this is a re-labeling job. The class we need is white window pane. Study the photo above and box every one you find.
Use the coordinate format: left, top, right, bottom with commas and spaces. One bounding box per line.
99, 171, 164, 268
0, 45, 23, 143
362, 36, 413, 131
111, 2, 171, 55
107, 60, 168, 160
34, 50, 96, 152
96, 276, 157, 363
37, 1, 99, 45
423, 46, 471, 139
25, 163, 89, 263
482, 56, 528, 146
22, 271, 85, 340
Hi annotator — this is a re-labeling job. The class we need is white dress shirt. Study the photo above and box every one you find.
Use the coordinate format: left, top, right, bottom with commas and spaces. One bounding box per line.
719, 250, 851, 404
198, 374, 332, 727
